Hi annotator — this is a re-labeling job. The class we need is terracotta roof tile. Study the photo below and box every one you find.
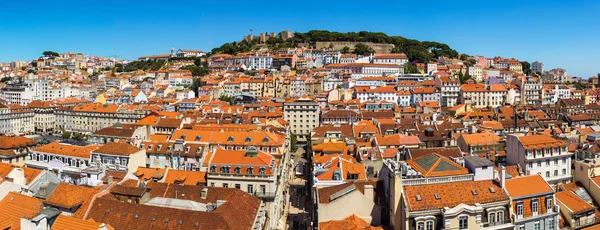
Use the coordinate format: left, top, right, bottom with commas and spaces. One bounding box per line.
505, 174, 553, 198
403, 180, 508, 211
94, 142, 142, 156
44, 183, 100, 209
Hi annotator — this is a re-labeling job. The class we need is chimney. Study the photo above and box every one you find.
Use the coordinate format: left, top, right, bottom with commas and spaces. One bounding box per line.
499, 166, 506, 190
98, 223, 110, 230
363, 184, 374, 201
107, 176, 114, 184
201, 188, 208, 199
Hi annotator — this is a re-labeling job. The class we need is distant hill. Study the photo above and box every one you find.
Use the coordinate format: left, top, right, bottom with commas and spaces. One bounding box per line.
210, 30, 459, 63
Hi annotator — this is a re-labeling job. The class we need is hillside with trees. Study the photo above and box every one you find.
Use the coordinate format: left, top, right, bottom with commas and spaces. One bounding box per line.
210, 30, 459, 63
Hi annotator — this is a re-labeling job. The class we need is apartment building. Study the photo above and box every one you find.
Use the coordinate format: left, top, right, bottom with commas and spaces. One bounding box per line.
459, 84, 507, 108
88, 142, 147, 174
506, 134, 572, 186
284, 95, 320, 140
382, 158, 511, 230
0, 80, 35, 105
514, 76, 542, 106
372, 53, 409, 66
344, 63, 402, 79
435, 76, 460, 107
410, 87, 440, 106
27, 142, 100, 185
504, 174, 559, 230
55, 103, 147, 132
532, 61, 544, 74
0, 136, 37, 166
355, 86, 397, 103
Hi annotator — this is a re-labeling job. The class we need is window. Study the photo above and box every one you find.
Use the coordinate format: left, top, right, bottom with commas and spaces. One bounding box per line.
534, 221, 540, 230
537, 162, 541, 167
417, 222, 424, 230
222, 183, 228, 188
532, 199, 538, 215
546, 171, 550, 178
548, 218, 554, 230
260, 185, 266, 194
563, 158, 567, 164
459, 216, 468, 229
517, 203, 524, 219
210, 182, 215, 187
247, 184, 254, 193
546, 160, 550, 166
547, 197, 553, 212
235, 184, 240, 189
235, 166, 241, 174
497, 211, 503, 224
489, 213, 496, 224
426, 221, 433, 230
248, 167, 254, 175
259, 167, 266, 175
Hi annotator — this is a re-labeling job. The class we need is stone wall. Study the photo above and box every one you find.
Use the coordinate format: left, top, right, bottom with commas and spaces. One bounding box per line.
309, 42, 395, 53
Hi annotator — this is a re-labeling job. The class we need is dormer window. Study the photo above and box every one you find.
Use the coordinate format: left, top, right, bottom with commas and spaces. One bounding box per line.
195, 136, 201, 141
247, 167, 254, 175
167, 146, 172, 151
259, 167, 266, 175
227, 136, 234, 142
148, 145, 153, 150
180, 134, 187, 139
235, 166, 241, 174
262, 137, 269, 143
210, 166, 216, 173
157, 145, 162, 151
220, 166, 230, 174
245, 136, 252, 142
185, 146, 190, 153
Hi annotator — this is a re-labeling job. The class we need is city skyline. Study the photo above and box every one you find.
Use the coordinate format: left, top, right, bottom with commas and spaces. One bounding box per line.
1, 0, 599, 77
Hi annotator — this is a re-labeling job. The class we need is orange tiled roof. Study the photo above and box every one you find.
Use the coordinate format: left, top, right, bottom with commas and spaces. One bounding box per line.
52, 215, 114, 230
43, 183, 100, 209
403, 180, 508, 211
162, 169, 207, 185
94, 142, 142, 156
556, 191, 595, 214
504, 174, 553, 198
319, 214, 383, 230
0, 192, 43, 229
518, 135, 567, 150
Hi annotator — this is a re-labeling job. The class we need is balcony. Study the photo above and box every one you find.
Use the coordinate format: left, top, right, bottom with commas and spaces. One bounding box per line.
404, 174, 474, 186
482, 218, 514, 230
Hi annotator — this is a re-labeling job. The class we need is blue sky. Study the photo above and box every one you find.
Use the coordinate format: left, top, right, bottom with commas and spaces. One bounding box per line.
0, 0, 598, 77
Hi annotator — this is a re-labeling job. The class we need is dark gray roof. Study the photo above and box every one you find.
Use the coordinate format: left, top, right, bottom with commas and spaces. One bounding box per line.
414, 154, 461, 172
464, 156, 494, 167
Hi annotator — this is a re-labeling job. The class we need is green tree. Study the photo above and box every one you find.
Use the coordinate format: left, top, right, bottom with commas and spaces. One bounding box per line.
290, 133, 298, 153
191, 78, 204, 97
457, 72, 472, 84
520, 61, 532, 75
0, 77, 10, 83
180, 65, 209, 76
42, 51, 60, 57
573, 81, 585, 90
341, 46, 350, 54
403, 63, 419, 74
353, 43, 374, 55
72, 132, 84, 141
219, 95, 233, 103
62, 131, 71, 139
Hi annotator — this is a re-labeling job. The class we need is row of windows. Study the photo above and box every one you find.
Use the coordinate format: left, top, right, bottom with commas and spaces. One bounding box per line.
210, 166, 267, 175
